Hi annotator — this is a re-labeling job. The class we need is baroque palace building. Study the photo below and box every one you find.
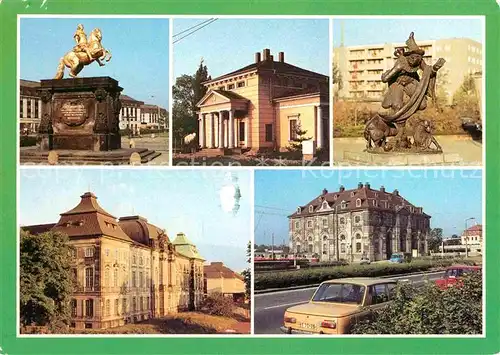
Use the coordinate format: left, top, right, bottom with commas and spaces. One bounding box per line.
22, 192, 204, 330
196, 48, 329, 152
288, 183, 430, 262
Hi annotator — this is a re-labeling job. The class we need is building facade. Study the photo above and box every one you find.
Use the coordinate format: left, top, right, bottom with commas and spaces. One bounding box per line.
19, 81, 168, 136
22, 192, 204, 330
203, 262, 246, 302
19, 80, 42, 134
288, 183, 431, 262
334, 37, 483, 104
196, 49, 329, 152
461, 224, 482, 252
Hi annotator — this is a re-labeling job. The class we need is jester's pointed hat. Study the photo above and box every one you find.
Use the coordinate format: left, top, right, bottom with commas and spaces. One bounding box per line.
403, 32, 425, 56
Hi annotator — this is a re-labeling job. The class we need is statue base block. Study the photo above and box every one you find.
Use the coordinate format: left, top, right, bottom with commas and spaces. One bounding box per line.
20, 147, 161, 165
38, 76, 123, 152
342, 151, 462, 166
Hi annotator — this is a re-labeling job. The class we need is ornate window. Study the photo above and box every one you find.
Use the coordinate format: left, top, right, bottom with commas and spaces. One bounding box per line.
355, 216, 361, 223
307, 220, 313, 228
356, 242, 362, 253
71, 299, 77, 317
104, 267, 110, 287
356, 233, 362, 240
356, 199, 361, 207
84, 248, 94, 257
85, 268, 94, 289
341, 201, 347, 209
351, 192, 355, 197
295, 221, 300, 229
340, 243, 346, 253
309, 206, 314, 213
322, 201, 329, 209
114, 268, 118, 287
340, 235, 346, 241
323, 235, 328, 241
297, 207, 301, 214
85, 299, 94, 317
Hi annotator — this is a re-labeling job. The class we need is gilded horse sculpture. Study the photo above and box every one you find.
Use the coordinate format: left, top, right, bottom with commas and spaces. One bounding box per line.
54, 24, 112, 79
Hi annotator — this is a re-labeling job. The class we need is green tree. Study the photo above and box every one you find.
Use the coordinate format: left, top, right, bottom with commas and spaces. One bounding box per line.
332, 62, 343, 98
286, 121, 312, 154
352, 272, 482, 334
20, 230, 74, 331
241, 241, 252, 300
428, 228, 443, 252
452, 74, 480, 120
172, 59, 211, 146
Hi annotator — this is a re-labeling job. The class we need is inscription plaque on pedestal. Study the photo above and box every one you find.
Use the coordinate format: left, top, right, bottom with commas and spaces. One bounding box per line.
38, 76, 123, 151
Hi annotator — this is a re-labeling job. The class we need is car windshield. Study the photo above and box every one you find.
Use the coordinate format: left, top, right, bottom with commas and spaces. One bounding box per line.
312, 283, 366, 304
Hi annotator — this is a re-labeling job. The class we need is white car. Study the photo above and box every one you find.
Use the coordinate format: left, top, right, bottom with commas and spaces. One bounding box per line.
360, 257, 371, 265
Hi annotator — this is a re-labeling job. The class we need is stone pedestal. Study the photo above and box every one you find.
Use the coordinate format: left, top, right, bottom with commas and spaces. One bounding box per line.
38, 77, 123, 151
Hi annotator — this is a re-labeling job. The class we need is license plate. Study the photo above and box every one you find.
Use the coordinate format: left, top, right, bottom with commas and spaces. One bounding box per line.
300, 322, 316, 330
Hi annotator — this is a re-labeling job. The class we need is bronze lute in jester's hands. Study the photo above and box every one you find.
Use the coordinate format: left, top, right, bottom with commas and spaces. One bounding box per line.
54, 24, 112, 79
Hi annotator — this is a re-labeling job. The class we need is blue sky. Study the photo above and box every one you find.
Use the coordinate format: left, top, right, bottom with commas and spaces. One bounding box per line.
20, 169, 250, 272
255, 169, 482, 245
333, 18, 483, 46
20, 18, 170, 108
173, 18, 329, 79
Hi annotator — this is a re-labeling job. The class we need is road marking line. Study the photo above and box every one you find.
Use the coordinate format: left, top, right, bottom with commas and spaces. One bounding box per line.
263, 301, 307, 310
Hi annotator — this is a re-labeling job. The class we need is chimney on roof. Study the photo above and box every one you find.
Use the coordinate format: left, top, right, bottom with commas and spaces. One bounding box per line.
322, 188, 328, 195
278, 51, 285, 62
339, 185, 345, 192
358, 182, 363, 189
380, 186, 385, 192
393, 189, 399, 196
270, 54, 274, 61
255, 52, 261, 63
263, 48, 271, 61
365, 182, 371, 189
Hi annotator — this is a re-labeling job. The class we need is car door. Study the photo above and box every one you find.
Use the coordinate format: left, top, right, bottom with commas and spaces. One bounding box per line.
357, 283, 391, 324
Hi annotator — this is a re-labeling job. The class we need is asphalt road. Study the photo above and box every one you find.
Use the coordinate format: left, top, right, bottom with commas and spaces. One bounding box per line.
254, 271, 445, 334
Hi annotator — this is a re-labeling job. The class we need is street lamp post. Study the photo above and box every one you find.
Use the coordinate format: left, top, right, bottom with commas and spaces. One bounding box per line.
464, 217, 475, 258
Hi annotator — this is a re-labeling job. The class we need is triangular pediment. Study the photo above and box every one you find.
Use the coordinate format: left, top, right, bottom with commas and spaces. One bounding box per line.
197, 90, 232, 107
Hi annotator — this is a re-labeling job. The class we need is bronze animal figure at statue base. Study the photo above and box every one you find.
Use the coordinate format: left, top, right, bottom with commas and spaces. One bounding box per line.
364, 115, 398, 151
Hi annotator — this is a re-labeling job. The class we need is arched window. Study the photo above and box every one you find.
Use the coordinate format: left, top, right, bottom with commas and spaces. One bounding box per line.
356, 199, 361, 207
356, 233, 362, 240
297, 207, 301, 214
309, 205, 314, 213
341, 201, 347, 209
322, 201, 329, 209
323, 235, 328, 241
340, 243, 346, 253
351, 192, 355, 197
340, 235, 346, 241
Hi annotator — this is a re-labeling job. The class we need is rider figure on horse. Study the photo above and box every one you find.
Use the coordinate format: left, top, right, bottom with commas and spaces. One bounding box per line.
72, 24, 104, 67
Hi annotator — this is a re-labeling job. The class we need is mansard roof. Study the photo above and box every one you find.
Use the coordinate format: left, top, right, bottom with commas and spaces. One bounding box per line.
204, 262, 244, 281
289, 183, 429, 218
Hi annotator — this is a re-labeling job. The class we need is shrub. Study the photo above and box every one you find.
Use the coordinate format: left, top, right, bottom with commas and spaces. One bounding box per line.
254, 258, 472, 290
20, 135, 37, 147
199, 292, 235, 317
351, 272, 482, 334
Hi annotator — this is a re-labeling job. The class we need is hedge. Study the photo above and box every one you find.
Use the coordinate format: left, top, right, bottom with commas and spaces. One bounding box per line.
254, 258, 478, 290
20, 135, 37, 147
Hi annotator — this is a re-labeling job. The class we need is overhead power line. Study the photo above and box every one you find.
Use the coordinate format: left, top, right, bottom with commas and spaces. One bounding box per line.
173, 18, 218, 44
173, 18, 215, 38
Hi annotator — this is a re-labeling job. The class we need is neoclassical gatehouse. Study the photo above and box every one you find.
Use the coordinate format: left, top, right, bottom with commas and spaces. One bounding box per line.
196, 49, 329, 153
288, 183, 430, 262
22, 192, 204, 330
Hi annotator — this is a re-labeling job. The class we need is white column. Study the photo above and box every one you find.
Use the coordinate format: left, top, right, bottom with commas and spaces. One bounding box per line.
235, 118, 239, 147
198, 113, 205, 148
208, 113, 214, 148
218, 111, 224, 149
228, 109, 234, 149
224, 119, 228, 148
30, 99, 35, 120
244, 119, 249, 148
22, 98, 27, 119
214, 113, 218, 148
316, 105, 323, 149
38, 100, 42, 119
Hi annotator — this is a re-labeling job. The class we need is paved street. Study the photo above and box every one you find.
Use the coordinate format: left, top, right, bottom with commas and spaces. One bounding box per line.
254, 271, 445, 334
121, 134, 170, 165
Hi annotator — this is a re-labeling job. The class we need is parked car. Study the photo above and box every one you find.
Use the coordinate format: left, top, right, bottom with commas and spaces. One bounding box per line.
389, 252, 412, 263
359, 256, 371, 265
435, 265, 481, 290
281, 278, 397, 334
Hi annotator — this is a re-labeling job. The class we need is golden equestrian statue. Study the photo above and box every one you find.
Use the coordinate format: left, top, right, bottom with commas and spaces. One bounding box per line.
54, 24, 112, 79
